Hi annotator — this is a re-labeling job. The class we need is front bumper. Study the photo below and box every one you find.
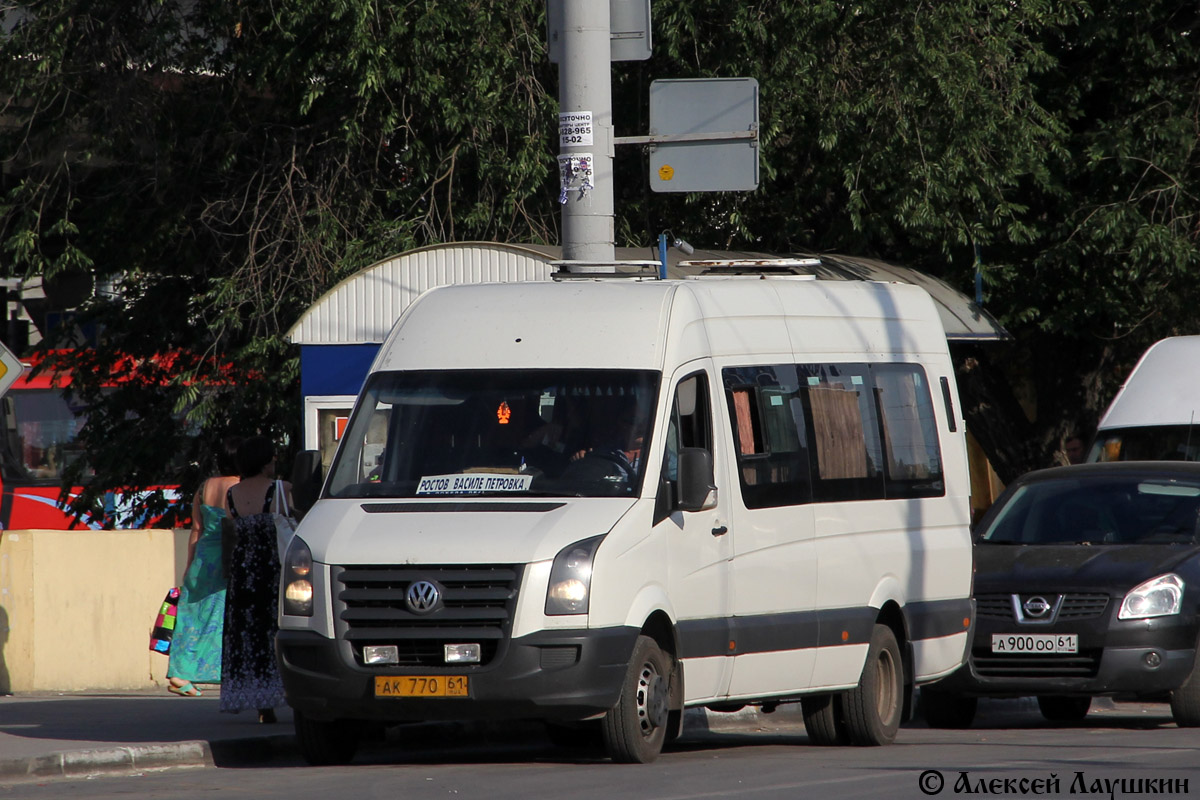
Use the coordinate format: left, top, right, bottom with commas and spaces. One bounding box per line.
277, 626, 640, 723
938, 612, 1198, 698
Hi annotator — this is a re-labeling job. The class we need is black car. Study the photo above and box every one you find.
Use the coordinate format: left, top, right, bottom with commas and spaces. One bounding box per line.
923, 461, 1200, 728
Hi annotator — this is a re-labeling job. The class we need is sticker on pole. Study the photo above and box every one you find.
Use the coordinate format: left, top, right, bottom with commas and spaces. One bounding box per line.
559, 111, 594, 147
0, 341, 23, 399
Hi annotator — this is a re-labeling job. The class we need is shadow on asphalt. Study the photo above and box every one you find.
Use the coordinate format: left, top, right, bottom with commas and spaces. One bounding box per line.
211, 699, 1180, 771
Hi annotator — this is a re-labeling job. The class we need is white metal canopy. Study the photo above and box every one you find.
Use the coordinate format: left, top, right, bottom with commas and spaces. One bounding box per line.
286, 242, 1009, 346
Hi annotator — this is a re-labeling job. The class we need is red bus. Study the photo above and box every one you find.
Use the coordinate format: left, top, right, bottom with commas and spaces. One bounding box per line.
0, 355, 183, 530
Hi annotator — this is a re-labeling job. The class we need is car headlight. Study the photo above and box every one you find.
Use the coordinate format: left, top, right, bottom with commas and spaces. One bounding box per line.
1118, 573, 1184, 620
282, 536, 314, 617
545, 535, 605, 616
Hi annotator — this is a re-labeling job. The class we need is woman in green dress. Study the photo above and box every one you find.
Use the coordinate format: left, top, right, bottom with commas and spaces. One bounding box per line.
167, 438, 240, 696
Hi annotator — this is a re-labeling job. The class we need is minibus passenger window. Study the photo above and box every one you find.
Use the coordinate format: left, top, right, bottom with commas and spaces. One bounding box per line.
874, 365, 944, 498
722, 365, 813, 509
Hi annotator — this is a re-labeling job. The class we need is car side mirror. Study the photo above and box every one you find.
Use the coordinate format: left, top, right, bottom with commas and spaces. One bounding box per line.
677, 447, 717, 512
290, 450, 323, 517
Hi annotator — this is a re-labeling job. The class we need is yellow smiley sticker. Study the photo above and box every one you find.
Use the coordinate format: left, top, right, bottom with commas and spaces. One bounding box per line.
658, 164, 675, 181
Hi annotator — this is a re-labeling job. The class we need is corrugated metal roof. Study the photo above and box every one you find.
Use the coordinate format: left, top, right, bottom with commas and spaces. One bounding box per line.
287, 242, 556, 344
287, 242, 1009, 344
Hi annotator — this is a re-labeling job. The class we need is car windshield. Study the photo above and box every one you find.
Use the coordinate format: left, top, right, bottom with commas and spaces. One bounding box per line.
325, 369, 659, 499
980, 475, 1200, 545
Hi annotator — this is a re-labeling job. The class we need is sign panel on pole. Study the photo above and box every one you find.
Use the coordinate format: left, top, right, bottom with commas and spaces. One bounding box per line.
649, 78, 759, 193
547, 0, 652, 63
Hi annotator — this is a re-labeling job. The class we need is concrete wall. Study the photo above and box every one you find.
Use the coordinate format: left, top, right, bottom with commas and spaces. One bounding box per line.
0, 529, 189, 693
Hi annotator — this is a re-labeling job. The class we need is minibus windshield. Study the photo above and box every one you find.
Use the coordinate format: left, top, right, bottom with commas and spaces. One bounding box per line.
1088, 425, 1200, 462
326, 369, 659, 499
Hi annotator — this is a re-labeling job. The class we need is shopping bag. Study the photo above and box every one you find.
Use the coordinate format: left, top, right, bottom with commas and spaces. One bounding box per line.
272, 479, 298, 561
149, 587, 180, 654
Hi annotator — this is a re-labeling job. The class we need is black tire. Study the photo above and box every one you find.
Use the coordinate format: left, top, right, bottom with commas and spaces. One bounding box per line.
843, 624, 904, 746
801, 694, 849, 746
1170, 658, 1200, 726
601, 635, 671, 763
1037, 695, 1092, 722
920, 688, 977, 729
295, 710, 360, 766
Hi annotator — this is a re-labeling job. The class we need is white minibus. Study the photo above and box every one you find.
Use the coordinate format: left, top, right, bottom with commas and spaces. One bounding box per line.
1090, 335, 1200, 462
277, 270, 975, 764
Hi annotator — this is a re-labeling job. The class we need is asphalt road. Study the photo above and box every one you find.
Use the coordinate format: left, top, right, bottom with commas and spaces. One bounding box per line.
1, 699, 1194, 800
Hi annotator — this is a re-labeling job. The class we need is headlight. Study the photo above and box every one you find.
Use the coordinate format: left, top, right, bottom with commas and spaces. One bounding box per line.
282, 536, 314, 617
545, 535, 605, 616
1119, 573, 1184, 620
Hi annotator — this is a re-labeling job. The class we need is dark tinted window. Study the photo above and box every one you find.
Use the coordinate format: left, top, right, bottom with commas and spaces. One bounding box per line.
722, 362, 944, 509
1089, 426, 1200, 463
981, 475, 1200, 545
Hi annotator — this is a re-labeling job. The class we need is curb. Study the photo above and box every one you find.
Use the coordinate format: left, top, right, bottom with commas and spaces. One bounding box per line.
0, 742, 212, 784
0, 734, 297, 785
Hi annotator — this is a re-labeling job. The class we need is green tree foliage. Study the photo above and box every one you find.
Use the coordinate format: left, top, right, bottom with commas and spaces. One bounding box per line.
0, 0, 557, 523
0, 1, 1196, 520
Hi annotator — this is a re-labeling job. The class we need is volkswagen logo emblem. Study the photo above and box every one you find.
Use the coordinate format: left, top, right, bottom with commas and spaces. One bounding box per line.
1023, 596, 1051, 618
406, 580, 441, 614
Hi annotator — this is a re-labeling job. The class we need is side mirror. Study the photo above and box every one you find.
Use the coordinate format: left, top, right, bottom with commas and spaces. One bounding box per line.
290, 450, 324, 517
677, 447, 717, 512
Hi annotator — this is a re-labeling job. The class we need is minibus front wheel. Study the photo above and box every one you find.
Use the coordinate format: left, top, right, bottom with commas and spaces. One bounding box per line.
601, 635, 671, 763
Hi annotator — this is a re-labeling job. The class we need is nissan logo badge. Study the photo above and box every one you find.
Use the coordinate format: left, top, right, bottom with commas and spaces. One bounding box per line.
1023, 596, 1051, 618
406, 580, 441, 614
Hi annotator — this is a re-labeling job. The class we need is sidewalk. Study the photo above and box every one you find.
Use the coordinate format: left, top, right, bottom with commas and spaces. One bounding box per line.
0, 687, 296, 784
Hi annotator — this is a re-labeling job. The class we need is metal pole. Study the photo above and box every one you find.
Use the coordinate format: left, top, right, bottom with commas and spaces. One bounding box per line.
658, 233, 668, 280
558, 0, 614, 270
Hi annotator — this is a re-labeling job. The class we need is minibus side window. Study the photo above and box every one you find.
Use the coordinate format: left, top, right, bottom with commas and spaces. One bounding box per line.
873, 364, 945, 498
663, 372, 712, 482
722, 365, 813, 509
802, 363, 886, 503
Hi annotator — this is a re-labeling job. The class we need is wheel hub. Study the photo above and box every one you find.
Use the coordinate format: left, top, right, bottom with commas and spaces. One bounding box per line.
636, 663, 669, 734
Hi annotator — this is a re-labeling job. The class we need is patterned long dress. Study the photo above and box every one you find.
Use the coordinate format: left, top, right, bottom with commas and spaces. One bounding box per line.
220, 483, 286, 713
166, 503, 226, 684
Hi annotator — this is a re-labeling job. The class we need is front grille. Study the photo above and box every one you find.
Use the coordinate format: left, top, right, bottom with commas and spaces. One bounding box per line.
334, 564, 520, 668
972, 648, 1102, 678
975, 593, 1110, 622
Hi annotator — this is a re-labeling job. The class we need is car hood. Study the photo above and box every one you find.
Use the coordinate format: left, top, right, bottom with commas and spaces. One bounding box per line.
293, 496, 637, 566
974, 542, 1200, 594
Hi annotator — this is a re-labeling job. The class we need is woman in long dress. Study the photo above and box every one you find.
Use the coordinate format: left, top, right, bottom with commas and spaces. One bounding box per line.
220, 435, 292, 722
167, 438, 240, 697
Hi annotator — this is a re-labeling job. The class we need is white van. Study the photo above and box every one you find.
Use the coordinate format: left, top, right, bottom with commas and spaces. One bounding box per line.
1090, 336, 1200, 463
277, 271, 975, 764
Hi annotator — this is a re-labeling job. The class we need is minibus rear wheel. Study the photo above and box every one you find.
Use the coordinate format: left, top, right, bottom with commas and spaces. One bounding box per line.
801, 694, 849, 745
295, 711, 360, 765
602, 635, 670, 763
843, 624, 903, 746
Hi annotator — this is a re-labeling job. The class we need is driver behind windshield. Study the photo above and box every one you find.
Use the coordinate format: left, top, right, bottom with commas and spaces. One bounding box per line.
568, 399, 644, 481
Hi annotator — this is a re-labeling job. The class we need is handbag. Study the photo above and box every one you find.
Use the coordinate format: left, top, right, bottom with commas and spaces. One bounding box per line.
149, 587, 180, 654
271, 478, 298, 561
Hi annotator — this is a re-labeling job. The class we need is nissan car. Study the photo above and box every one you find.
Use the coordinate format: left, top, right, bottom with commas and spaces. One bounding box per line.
922, 461, 1200, 728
